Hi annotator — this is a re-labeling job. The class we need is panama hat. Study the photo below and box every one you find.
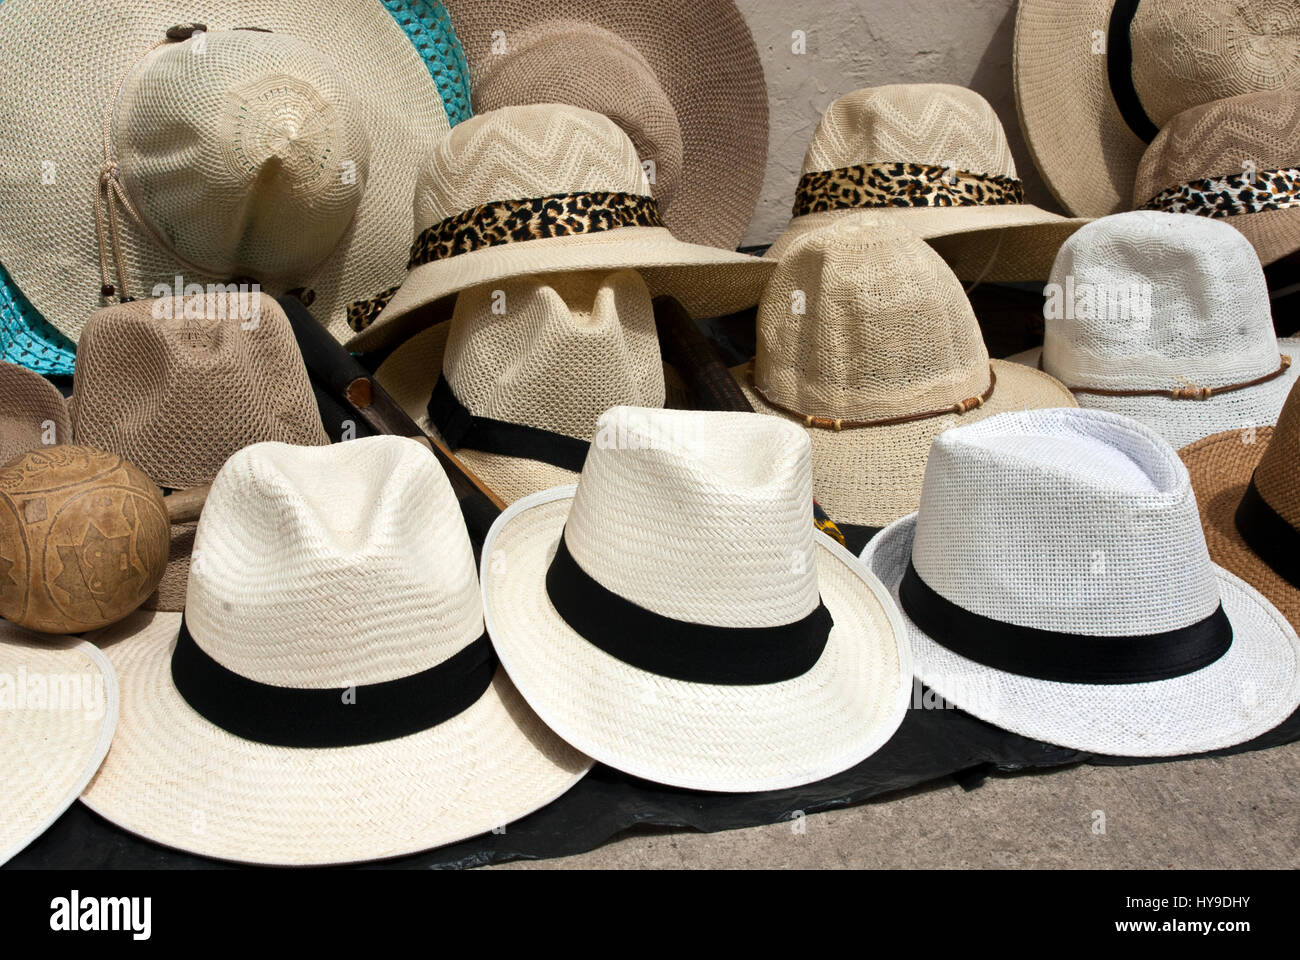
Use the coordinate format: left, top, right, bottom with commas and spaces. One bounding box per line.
863, 407, 1300, 756
70, 292, 330, 611
1008, 212, 1300, 449
481, 406, 911, 792
344, 103, 774, 351
80, 435, 590, 866
1015, 0, 1300, 220
1134, 91, 1300, 267
442, 0, 767, 251
0, 360, 71, 467
764, 84, 1089, 282
1181, 380, 1300, 633
737, 217, 1076, 550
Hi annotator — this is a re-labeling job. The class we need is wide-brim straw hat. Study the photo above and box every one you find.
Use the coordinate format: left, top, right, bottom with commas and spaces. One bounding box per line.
442, 0, 767, 251
0, 360, 71, 467
1014, 0, 1300, 220
1, 626, 117, 865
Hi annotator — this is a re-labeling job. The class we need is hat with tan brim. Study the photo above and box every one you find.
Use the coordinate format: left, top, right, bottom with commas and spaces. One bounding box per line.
0, 360, 71, 467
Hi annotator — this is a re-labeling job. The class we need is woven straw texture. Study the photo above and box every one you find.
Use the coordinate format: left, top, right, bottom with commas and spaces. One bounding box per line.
0, 260, 76, 377
739, 217, 1076, 528
863, 407, 1300, 756
0, 630, 117, 865
0, 361, 70, 467
444, 0, 767, 250
80, 436, 590, 865
1015, 0, 1300, 219
482, 406, 911, 792
383, 0, 473, 125
766, 84, 1088, 282
1008, 212, 1300, 448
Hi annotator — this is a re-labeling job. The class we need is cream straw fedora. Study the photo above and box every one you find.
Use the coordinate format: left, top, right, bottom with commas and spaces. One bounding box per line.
80, 436, 590, 866
375, 270, 666, 505
344, 103, 774, 351
1015, 0, 1300, 220
738, 216, 1076, 551
481, 406, 911, 793
863, 407, 1300, 757
1008, 212, 1300, 449
764, 84, 1089, 282
0, 1, 454, 345
0, 361, 71, 467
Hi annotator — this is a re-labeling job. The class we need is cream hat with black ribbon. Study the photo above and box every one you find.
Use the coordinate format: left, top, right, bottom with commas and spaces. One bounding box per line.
81, 436, 590, 866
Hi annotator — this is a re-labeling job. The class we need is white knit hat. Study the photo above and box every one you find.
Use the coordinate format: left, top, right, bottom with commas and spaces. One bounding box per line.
862, 407, 1300, 757
1008, 212, 1300, 449
80, 435, 590, 865
481, 406, 911, 792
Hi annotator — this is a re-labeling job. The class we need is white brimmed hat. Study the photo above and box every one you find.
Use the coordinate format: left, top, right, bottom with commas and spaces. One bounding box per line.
481, 406, 912, 792
1008, 212, 1300, 449
80, 435, 590, 866
862, 407, 1300, 757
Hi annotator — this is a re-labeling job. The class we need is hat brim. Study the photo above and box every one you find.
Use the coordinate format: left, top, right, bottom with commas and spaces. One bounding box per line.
481, 486, 913, 792
1230, 208, 1300, 267
79, 610, 591, 866
1, 627, 117, 865
864, 513, 1300, 756
0, 360, 72, 466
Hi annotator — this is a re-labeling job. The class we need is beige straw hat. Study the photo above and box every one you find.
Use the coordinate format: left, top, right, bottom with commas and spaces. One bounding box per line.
1134, 91, 1300, 267
1015, 0, 1300, 219
81, 436, 590, 866
0, 361, 71, 467
376, 270, 666, 505
765, 84, 1089, 282
443, 0, 768, 250
71, 292, 330, 611
344, 103, 774, 352
0, 1, 453, 344
482, 406, 912, 793
738, 216, 1076, 548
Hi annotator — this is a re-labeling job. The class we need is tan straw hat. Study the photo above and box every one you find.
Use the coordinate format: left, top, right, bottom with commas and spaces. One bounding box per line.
443, 0, 768, 250
1134, 91, 1300, 267
482, 406, 911, 792
0, 1, 453, 344
1015, 0, 1300, 219
81, 436, 590, 866
344, 103, 774, 351
0, 361, 71, 467
765, 84, 1089, 282
376, 270, 665, 505
739, 216, 1076, 548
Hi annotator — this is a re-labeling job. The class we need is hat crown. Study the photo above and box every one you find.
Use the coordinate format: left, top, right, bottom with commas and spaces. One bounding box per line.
1256, 382, 1300, 530
803, 84, 1015, 179
756, 218, 989, 419
913, 408, 1222, 636
185, 436, 482, 688
564, 407, 822, 628
0, 360, 71, 465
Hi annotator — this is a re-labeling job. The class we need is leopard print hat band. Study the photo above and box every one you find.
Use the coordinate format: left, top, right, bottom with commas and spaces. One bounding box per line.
792, 162, 1025, 218
1140, 168, 1300, 220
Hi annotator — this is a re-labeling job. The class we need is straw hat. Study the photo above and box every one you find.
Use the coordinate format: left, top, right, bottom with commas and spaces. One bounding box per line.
71, 293, 330, 611
0, 627, 118, 865
375, 270, 665, 504
442, 0, 767, 250
344, 103, 774, 351
1180, 380, 1300, 633
737, 217, 1076, 550
1015, 0, 1300, 220
0, 1, 458, 346
1134, 91, 1300, 267
481, 406, 911, 792
80, 436, 590, 866
0, 361, 71, 468
1008, 212, 1300, 449
863, 407, 1300, 757
765, 84, 1089, 282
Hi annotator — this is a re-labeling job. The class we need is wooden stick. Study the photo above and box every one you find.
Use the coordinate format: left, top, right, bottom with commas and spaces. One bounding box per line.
163, 483, 210, 524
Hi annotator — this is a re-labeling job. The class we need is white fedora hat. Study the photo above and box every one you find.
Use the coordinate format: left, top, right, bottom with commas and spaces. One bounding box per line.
81, 435, 590, 865
1008, 212, 1300, 449
481, 406, 912, 792
863, 407, 1300, 757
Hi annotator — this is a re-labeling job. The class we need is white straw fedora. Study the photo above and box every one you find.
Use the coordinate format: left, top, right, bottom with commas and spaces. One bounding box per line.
765, 84, 1089, 282
863, 407, 1300, 757
481, 406, 912, 793
0, 1, 454, 345
1008, 212, 1300, 449
80, 436, 590, 866
1015, 0, 1300, 219
344, 103, 774, 351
